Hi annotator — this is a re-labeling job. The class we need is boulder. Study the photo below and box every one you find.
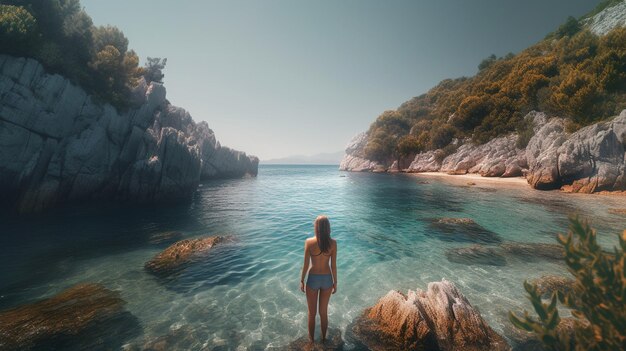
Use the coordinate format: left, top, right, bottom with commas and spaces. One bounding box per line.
138, 325, 203, 351
0, 55, 258, 213
145, 236, 225, 275
338, 132, 387, 172
526, 110, 626, 192
525, 118, 568, 190
503, 317, 586, 351
0, 284, 140, 350
445, 245, 507, 266
500, 242, 564, 261
408, 150, 442, 172
440, 135, 524, 177
348, 280, 510, 351
427, 218, 502, 244
285, 328, 343, 351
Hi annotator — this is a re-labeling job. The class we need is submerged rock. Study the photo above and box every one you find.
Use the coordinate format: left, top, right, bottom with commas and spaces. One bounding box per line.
285, 328, 343, 351
503, 317, 584, 351
145, 236, 225, 275
0, 284, 140, 350
348, 279, 510, 351
500, 242, 564, 261
445, 245, 507, 266
530, 275, 578, 299
427, 218, 502, 244
137, 325, 202, 351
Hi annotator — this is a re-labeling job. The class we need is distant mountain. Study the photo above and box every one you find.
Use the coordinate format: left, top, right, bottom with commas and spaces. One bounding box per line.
262, 151, 344, 165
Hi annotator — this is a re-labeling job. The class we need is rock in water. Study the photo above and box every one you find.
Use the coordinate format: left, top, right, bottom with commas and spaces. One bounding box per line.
530, 275, 578, 299
427, 218, 502, 244
285, 328, 344, 351
0, 55, 258, 213
500, 242, 564, 261
0, 284, 140, 350
349, 279, 510, 351
445, 245, 507, 266
145, 236, 225, 275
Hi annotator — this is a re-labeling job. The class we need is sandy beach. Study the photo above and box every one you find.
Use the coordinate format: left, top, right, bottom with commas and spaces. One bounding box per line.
408, 172, 530, 189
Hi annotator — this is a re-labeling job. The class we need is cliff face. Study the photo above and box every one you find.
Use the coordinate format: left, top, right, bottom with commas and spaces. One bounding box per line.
0, 55, 258, 213
340, 110, 626, 193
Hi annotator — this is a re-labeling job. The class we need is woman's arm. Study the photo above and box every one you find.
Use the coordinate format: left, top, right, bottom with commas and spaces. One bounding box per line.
331, 241, 337, 294
300, 240, 310, 292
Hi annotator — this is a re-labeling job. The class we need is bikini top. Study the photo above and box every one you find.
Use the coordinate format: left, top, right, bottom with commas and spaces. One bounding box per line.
310, 243, 331, 256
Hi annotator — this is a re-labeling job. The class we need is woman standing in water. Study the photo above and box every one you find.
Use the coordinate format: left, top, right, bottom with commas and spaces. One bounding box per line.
300, 215, 337, 343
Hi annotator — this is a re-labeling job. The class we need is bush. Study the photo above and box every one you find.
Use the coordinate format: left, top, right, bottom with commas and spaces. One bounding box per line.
509, 217, 626, 351
143, 57, 167, 84
359, 21, 626, 161
0, 0, 164, 111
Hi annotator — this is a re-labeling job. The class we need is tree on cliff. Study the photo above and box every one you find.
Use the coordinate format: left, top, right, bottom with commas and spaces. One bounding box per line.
0, 0, 163, 110
509, 217, 625, 350
143, 57, 167, 84
360, 12, 626, 163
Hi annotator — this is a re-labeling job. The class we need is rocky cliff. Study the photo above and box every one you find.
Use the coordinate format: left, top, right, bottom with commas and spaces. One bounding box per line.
0, 55, 258, 213
340, 110, 626, 193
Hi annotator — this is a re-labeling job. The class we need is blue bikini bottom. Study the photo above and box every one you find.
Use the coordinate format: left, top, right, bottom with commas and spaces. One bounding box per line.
306, 273, 333, 290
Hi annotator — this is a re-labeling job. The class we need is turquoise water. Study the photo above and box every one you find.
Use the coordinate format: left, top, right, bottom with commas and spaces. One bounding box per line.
1, 165, 625, 349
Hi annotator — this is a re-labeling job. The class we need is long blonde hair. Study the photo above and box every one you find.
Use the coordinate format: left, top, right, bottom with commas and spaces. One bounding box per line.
314, 215, 331, 253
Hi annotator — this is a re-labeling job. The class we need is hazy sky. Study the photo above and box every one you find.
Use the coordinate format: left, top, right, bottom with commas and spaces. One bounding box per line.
82, 0, 597, 160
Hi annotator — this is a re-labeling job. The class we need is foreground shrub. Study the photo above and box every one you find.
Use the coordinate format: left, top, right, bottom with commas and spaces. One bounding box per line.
509, 217, 626, 351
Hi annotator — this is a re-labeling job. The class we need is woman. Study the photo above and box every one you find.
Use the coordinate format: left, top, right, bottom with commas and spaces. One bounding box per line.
300, 215, 337, 343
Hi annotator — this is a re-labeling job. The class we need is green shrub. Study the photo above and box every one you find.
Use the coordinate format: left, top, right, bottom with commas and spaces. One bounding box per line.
0, 0, 163, 111
509, 217, 626, 351
362, 21, 626, 162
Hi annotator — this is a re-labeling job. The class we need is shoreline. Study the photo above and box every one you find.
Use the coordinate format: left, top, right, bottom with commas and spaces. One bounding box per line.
403, 172, 626, 197
407, 172, 529, 188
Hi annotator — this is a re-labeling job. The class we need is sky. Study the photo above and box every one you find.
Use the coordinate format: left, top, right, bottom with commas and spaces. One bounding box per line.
82, 0, 598, 160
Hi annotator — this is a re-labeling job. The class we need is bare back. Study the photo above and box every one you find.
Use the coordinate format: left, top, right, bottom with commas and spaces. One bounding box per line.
305, 237, 336, 275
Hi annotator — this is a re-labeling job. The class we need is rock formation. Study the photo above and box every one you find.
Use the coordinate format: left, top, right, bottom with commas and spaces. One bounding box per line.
500, 242, 564, 262
348, 279, 510, 351
284, 328, 344, 351
0, 283, 140, 350
144, 235, 225, 275
340, 110, 626, 194
338, 132, 384, 172
0, 55, 258, 213
586, 0, 626, 35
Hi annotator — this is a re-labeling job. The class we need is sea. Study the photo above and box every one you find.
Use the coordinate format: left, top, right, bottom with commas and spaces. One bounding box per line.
0, 165, 624, 350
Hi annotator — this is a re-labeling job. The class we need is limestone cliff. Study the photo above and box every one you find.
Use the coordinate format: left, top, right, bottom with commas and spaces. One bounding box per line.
340, 110, 626, 193
0, 55, 258, 213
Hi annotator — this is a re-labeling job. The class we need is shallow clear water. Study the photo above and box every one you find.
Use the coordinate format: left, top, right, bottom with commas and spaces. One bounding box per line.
1, 165, 625, 350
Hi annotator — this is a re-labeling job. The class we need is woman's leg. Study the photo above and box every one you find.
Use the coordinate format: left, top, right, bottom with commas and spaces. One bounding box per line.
318, 287, 333, 341
305, 287, 319, 342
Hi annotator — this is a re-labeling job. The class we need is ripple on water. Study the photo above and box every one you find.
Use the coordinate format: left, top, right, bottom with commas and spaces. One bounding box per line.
0, 165, 624, 349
